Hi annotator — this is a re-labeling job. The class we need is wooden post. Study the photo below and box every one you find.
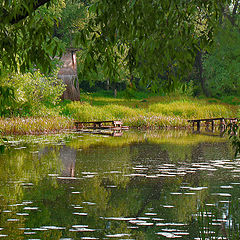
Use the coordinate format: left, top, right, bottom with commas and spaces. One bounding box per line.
211, 120, 214, 132
197, 121, 200, 132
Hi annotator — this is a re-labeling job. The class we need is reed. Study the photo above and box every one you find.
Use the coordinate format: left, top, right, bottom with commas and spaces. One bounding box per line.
0, 117, 73, 135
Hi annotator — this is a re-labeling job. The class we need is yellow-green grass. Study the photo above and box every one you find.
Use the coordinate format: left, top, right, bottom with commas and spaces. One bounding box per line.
64, 96, 237, 128
0, 117, 74, 135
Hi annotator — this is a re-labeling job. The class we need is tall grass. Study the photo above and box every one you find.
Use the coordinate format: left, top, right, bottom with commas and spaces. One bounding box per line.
0, 117, 73, 135
149, 100, 233, 119
63, 97, 235, 128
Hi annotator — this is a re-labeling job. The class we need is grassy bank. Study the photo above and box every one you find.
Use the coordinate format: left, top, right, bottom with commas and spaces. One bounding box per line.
62, 94, 238, 129
0, 117, 74, 135
0, 94, 239, 135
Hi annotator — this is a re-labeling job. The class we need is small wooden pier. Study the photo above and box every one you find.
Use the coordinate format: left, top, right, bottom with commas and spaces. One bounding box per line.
74, 120, 129, 136
187, 117, 238, 132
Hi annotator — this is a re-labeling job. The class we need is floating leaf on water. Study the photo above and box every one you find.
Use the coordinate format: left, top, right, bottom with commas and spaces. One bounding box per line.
105, 233, 131, 237
145, 213, 157, 216
189, 187, 208, 191
129, 220, 146, 224
83, 175, 95, 178
152, 218, 164, 221
23, 207, 38, 210
22, 201, 33, 205
132, 167, 148, 170
16, 213, 29, 216
24, 232, 36, 235
124, 173, 146, 177
105, 217, 136, 221
220, 186, 233, 189
137, 222, 154, 226
157, 174, 173, 177
138, 217, 150, 220
48, 174, 59, 177
72, 225, 88, 228
145, 175, 158, 178
82, 202, 96, 205
173, 232, 189, 236
69, 228, 95, 232
21, 183, 34, 186
82, 172, 98, 175
73, 212, 88, 216
31, 228, 48, 231
41, 226, 65, 230
156, 232, 181, 238
81, 237, 99, 240
211, 193, 231, 197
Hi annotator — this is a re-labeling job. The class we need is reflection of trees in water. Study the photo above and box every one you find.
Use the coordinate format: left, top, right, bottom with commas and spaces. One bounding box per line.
0, 132, 236, 239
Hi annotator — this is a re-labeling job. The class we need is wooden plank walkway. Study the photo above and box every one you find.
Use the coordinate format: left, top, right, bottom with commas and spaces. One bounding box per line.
187, 117, 238, 132
74, 120, 129, 131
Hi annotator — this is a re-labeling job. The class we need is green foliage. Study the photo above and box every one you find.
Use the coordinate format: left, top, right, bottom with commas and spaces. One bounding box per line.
0, 71, 66, 116
54, 0, 87, 46
0, 0, 65, 74
203, 22, 240, 97
0, 86, 16, 116
77, 0, 230, 90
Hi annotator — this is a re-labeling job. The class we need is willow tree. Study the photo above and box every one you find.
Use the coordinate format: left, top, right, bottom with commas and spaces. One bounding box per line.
77, 0, 231, 91
0, 0, 230, 78
0, 0, 64, 74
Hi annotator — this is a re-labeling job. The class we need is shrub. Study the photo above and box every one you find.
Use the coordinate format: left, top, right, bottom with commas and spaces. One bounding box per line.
0, 70, 65, 117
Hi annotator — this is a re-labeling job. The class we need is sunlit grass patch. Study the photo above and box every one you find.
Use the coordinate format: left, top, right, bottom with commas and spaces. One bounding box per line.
149, 100, 234, 119
0, 117, 73, 135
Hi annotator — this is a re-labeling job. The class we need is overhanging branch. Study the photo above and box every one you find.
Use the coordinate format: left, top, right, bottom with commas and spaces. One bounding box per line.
1, 0, 51, 25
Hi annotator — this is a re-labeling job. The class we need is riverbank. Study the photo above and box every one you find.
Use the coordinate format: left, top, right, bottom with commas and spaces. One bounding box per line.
0, 117, 74, 135
62, 95, 238, 128
0, 95, 239, 135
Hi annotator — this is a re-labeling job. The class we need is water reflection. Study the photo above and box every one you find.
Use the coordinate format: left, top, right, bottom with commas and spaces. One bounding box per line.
0, 130, 239, 239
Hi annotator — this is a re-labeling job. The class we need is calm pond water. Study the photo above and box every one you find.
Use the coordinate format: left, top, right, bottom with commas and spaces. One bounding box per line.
0, 130, 240, 240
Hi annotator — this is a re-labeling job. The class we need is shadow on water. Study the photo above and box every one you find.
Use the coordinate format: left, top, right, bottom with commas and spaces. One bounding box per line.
0, 130, 239, 239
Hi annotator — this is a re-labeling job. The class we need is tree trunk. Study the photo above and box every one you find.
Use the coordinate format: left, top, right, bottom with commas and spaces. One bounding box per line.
58, 49, 80, 101
195, 49, 209, 97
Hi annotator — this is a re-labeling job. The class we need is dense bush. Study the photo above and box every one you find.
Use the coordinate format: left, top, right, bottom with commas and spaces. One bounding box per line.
0, 71, 66, 116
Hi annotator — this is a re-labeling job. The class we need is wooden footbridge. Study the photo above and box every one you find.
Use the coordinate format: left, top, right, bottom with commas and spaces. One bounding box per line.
187, 117, 238, 132
74, 120, 129, 136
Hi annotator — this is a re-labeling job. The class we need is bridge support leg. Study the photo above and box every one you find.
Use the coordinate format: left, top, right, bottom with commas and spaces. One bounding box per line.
211, 120, 214, 132
197, 121, 200, 132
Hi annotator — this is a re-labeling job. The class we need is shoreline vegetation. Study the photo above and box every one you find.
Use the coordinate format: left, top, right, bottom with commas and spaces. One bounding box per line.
0, 94, 239, 135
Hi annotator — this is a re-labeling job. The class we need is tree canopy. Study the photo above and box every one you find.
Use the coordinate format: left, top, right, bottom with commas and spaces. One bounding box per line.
0, 0, 64, 74
77, 0, 231, 90
0, 0, 231, 87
